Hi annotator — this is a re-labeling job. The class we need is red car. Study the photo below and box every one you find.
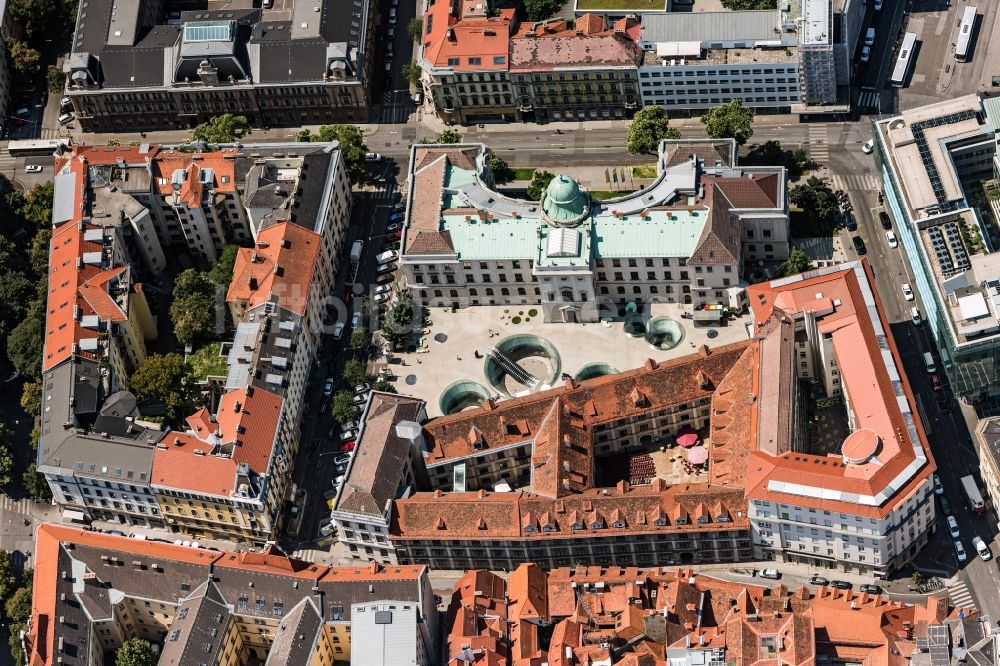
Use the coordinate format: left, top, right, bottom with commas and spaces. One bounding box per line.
930, 374, 943, 392
339, 441, 356, 452
341, 287, 353, 304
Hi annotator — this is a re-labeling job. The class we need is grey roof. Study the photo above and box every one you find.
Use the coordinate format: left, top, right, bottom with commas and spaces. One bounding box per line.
37, 360, 164, 481
52, 172, 77, 225
640, 10, 783, 45
44, 533, 433, 666
977, 418, 1000, 475
264, 597, 324, 665
335, 393, 427, 517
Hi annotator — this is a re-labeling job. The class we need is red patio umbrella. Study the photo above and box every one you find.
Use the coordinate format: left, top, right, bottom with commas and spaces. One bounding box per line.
687, 445, 709, 465
676, 426, 699, 448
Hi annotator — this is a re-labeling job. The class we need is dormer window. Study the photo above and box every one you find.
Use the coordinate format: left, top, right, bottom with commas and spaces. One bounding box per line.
654, 518, 667, 527
524, 524, 538, 533
717, 515, 730, 523
591, 520, 604, 530
697, 515, 710, 524
543, 523, 558, 532
571, 522, 585, 531
613, 520, 626, 529
676, 517, 688, 525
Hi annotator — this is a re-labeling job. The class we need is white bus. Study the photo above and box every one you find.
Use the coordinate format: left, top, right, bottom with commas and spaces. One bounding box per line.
955, 6, 977, 62
6, 138, 71, 157
890, 32, 917, 87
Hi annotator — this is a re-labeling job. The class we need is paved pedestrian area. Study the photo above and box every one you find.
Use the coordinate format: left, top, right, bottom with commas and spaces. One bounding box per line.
379, 302, 753, 417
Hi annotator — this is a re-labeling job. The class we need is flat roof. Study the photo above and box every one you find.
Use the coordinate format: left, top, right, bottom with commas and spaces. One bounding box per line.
640, 10, 783, 45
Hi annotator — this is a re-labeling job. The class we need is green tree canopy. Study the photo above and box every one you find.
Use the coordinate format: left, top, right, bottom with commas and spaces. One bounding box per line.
30, 229, 52, 277
523, 0, 561, 21
350, 326, 369, 352
311, 125, 368, 181
720, 0, 774, 8
0, 550, 17, 604
209, 244, 240, 285
0, 271, 35, 325
115, 638, 158, 666
407, 16, 423, 41
373, 379, 397, 393
7, 313, 44, 378
701, 100, 755, 146
295, 129, 312, 142
7, 0, 56, 38
790, 176, 838, 230
23, 463, 51, 501
627, 107, 681, 155
6, 39, 39, 78
430, 129, 462, 144
130, 353, 194, 423
170, 269, 220, 346
342, 357, 368, 387
47, 64, 65, 93
402, 60, 421, 88
191, 114, 250, 144
381, 294, 413, 345
780, 248, 814, 276
485, 149, 512, 184
0, 444, 13, 486
527, 170, 556, 201
331, 390, 356, 424
5, 584, 32, 624
23, 181, 55, 228
20, 380, 41, 416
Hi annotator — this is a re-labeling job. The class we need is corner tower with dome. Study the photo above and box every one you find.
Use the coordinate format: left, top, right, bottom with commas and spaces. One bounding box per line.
399, 140, 790, 323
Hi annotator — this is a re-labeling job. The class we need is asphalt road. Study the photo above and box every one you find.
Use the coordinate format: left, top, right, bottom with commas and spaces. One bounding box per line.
830, 142, 1000, 621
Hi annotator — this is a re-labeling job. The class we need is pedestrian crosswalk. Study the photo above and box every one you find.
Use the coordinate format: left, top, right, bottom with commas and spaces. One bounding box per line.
293, 548, 331, 563
0, 493, 30, 514
0, 151, 15, 176
829, 173, 881, 193
946, 580, 976, 610
857, 89, 882, 112
808, 125, 829, 165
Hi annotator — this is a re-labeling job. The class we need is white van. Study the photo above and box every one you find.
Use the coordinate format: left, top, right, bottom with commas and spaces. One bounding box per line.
910, 307, 921, 325
973, 536, 992, 560
865, 27, 876, 46
923, 352, 936, 373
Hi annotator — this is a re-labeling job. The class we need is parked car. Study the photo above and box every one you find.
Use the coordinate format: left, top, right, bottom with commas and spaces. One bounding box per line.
389, 212, 403, 222
376, 262, 396, 275
931, 374, 943, 392
375, 249, 399, 264
319, 521, 336, 537
844, 211, 858, 231
393, 202, 406, 211
351, 311, 362, 329
340, 420, 359, 433
954, 540, 968, 563
24, 165, 42, 173
830, 580, 852, 590
60, 96, 71, 108
354, 383, 371, 395
901, 283, 914, 301
758, 568, 781, 580
365, 152, 382, 162
859, 584, 882, 594
374, 292, 390, 304
939, 495, 952, 516
933, 474, 944, 495
352, 392, 368, 405
973, 536, 992, 561
885, 230, 898, 248
862, 139, 874, 154
58, 111, 74, 125
376, 273, 394, 285
911, 307, 922, 325
382, 241, 400, 252
334, 453, 353, 467
339, 440, 356, 451
947, 515, 961, 539
879, 211, 892, 230
323, 378, 335, 397
332, 322, 345, 339
808, 575, 829, 586
852, 235, 867, 255
860, 46, 871, 62
386, 222, 401, 232
374, 284, 392, 295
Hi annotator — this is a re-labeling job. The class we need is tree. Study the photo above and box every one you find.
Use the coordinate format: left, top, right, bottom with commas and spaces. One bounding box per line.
29, 428, 40, 451
910, 571, 925, 587
7, 0, 56, 39
170, 269, 220, 346
0, 271, 35, 325
5, 585, 32, 624
627, 107, 681, 155
526, 170, 555, 201
425, 129, 462, 144
209, 244, 240, 285
191, 114, 250, 144
295, 129, 312, 142
7, 314, 43, 379
407, 16, 423, 42
485, 149, 512, 184
0, 444, 13, 486
29, 229, 51, 277
130, 353, 193, 422
381, 294, 413, 345
720, 0, 774, 8
342, 358, 368, 386
522, 0, 561, 21
47, 64, 65, 94
790, 176, 838, 230
373, 379, 397, 393
5, 39, 39, 78
0, 550, 17, 604
22, 181, 54, 228
350, 326, 369, 351
701, 100, 755, 146
310, 125, 368, 182
331, 391, 356, 424
744, 140, 808, 179
115, 638, 158, 666
402, 60, 422, 89
20, 381, 41, 416
23, 463, 51, 501
780, 249, 813, 277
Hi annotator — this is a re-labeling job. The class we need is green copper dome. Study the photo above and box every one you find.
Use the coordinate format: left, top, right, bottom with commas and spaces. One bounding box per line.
541, 175, 590, 227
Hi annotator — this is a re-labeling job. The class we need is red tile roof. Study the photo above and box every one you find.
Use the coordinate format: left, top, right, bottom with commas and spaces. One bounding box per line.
420, 0, 516, 71
151, 433, 237, 495
216, 387, 283, 474
509, 17, 642, 71
227, 222, 322, 315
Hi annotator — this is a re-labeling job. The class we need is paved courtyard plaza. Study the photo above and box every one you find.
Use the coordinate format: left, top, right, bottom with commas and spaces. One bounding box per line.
378, 301, 753, 417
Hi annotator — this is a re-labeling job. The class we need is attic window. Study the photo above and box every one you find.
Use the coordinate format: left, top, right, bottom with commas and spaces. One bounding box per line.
654, 518, 668, 527
591, 520, 604, 530
613, 520, 626, 528
717, 515, 730, 522
494, 56, 505, 64
571, 522, 584, 531
447, 57, 459, 66
524, 524, 538, 533
468, 57, 481, 65
697, 515, 710, 524
542, 523, 557, 532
